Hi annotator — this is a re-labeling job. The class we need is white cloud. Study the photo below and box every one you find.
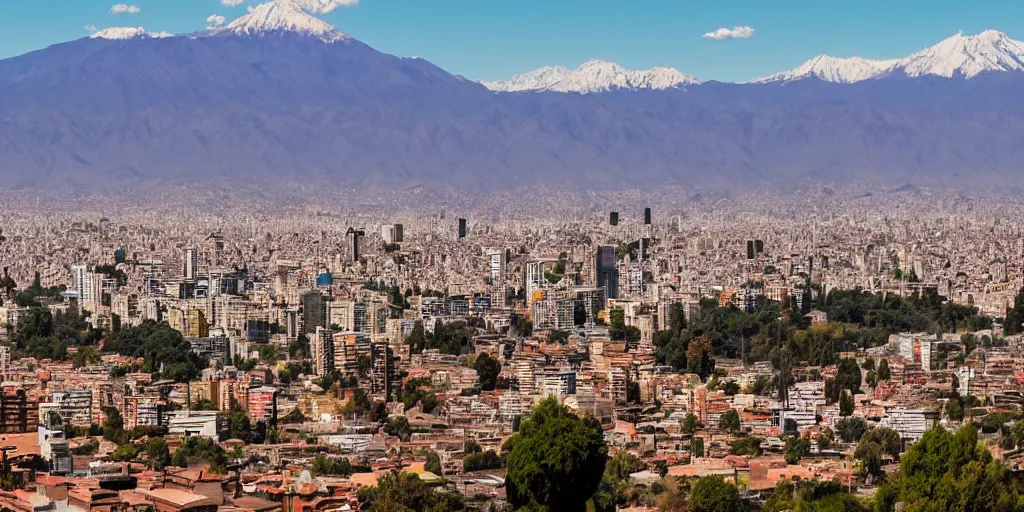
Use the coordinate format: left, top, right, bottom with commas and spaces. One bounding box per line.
221, 0, 246, 6
207, 14, 227, 27
84, 25, 98, 32
702, 26, 755, 40
110, 4, 141, 15
292, 0, 359, 14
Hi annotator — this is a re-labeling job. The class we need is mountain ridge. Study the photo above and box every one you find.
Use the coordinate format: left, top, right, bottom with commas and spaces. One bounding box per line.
482, 59, 700, 93
754, 29, 1024, 83
1, 3, 1024, 191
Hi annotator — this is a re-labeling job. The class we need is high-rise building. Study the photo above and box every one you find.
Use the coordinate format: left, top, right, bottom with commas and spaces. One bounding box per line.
596, 246, 618, 302
312, 327, 335, 377
644, 207, 652, 225
525, 261, 546, 304
609, 212, 619, 226
487, 248, 506, 284
347, 228, 365, 261
0, 346, 10, 373
458, 218, 468, 238
247, 387, 277, 423
302, 290, 326, 334
370, 343, 400, 402
184, 248, 199, 280
382, 224, 405, 244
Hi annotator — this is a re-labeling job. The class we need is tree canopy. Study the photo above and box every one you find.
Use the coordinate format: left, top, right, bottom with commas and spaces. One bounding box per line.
689, 475, 742, 512
504, 397, 607, 512
102, 320, 207, 381
877, 424, 1024, 512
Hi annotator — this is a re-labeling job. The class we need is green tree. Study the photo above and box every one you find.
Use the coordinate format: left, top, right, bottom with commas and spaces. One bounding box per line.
72, 346, 102, 368
604, 451, 645, 483
877, 358, 891, 380
312, 454, 353, 476
146, 437, 170, 470
424, 451, 442, 476
719, 409, 741, 434
1004, 287, 1024, 335
406, 320, 427, 354
837, 358, 862, 394
102, 320, 207, 381
840, 390, 855, 416
818, 427, 835, 450
217, 409, 253, 443
835, 416, 868, 443
878, 424, 1024, 512
192, 399, 217, 411
681, 413, 702, 434
358, 470, 465, 512
383, 416, 412, 442
111, 443, 139, 462
689, 476, 742, 512
692, 437, 705, 458
474, 352, 501, 391
785, 435, 811, 464
505, 397, 607, 512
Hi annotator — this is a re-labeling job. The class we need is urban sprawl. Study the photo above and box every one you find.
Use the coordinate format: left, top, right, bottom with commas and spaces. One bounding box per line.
0, 191, 1023, 511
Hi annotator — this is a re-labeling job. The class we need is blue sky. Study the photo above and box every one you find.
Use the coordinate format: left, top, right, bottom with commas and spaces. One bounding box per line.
1, 0, 1024, 82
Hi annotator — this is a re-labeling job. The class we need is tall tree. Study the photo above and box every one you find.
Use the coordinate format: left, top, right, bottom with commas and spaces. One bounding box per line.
474, 352, 501, 391
505, 397, 607, 512
689, 476, 742, 512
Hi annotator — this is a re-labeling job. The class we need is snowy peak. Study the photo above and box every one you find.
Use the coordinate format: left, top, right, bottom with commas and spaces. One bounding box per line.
212, 0, 349, 43
756, 30, 1024, 83
753, 54, 899, 84
483, 59, 699, 93
901, 29, 1024, 78
90, 27, 174, 40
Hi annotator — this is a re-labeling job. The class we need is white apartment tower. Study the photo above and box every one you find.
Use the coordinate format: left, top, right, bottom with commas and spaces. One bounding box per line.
312, 327, 335, 377
184, 248, 199, 280
487, 248, 506, 283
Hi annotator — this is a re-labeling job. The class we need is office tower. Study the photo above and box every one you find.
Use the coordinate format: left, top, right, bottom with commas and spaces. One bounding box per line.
755, 239, 764, 254
525, 261, 545, 303
381, 225, 396, 244
382, 224, 404, 245
458, 218, 468, 238
644, 207, 652, 225
71, 266, 101, 311
184, 248, 198, 280
370, 343, 400, 402
71, 265, 87, 296
747, 240, 755, 260
312, 327, 335, 377
596, 246, 619, 301
609, 212, 619, 226
301, 290, 326, 334
487, 248, 506, 283
347, 228, 365, 262
285, 309, 299, 339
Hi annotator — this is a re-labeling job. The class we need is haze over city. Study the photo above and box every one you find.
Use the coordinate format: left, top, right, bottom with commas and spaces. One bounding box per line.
1, 2, 1024, 512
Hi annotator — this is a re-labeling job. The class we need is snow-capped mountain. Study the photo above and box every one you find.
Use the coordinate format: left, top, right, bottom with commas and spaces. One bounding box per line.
483, 59, 699, 93
755, 30, 1024, 83
90, 27, 174, 40
752, 55, 899, 84
208, 0, 349, 43
900, 29, 1024, 78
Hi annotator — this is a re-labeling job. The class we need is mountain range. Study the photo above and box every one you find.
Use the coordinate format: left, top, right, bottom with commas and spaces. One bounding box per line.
2, 0, 1024, 191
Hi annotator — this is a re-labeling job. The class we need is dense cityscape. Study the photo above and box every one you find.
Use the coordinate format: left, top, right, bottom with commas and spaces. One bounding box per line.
0, 188, 1022, 511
